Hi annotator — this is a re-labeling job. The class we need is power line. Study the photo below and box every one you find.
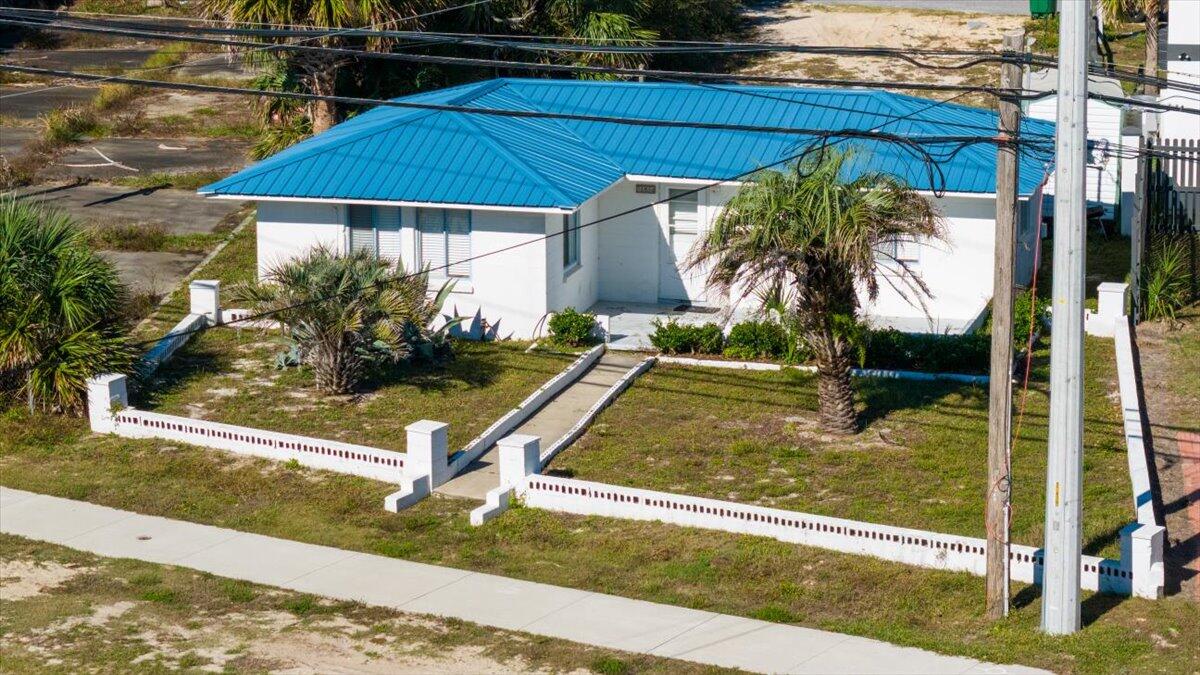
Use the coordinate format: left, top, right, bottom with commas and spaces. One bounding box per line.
0, 15, 1031, 97
7, 6, 1196, 95
0, 0, 492, 101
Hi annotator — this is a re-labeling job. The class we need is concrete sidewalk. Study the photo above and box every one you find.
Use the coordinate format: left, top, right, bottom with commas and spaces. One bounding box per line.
0, 487, 1044, 675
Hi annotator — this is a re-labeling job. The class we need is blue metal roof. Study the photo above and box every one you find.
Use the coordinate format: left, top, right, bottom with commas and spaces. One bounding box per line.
202, 79, 1055, 208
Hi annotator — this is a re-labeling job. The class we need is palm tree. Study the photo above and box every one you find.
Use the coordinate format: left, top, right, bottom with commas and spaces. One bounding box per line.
200, 0, 431, 132
0, 196, 134, 413
494, 0, 659, 73
689, 149, 943, 434
234, 247, 458, 394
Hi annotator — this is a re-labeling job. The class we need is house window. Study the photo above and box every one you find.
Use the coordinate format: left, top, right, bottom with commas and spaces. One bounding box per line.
347, 205, 401, 260
418, 208, 471, 277
880, 236, 921, 264
563, 211, 580, 270
668, 188, 699, 231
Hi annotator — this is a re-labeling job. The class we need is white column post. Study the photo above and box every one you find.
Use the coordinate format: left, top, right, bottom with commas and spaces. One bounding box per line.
1120, 523, 1166, 599
1085, 281, 1129, 337
86, 374, 128, 433
189, 280, 220, 324
594, 314, 611, 344
404, 420, 450, 487
498, 434, 540, 487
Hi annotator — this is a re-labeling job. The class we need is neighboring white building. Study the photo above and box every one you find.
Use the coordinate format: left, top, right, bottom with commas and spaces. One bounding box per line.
1025, 69, 1142, 233
1160, 0, 1200, 139
202, 79, 1052, 340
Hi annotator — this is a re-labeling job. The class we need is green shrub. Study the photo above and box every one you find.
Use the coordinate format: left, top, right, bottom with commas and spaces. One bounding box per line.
93, 83, 144, 112
1012, 288, 1050, 349
548, 307, 596, 347
40, 107, 104, 145
649, 319, 724, 355
723, 320, 788, 360
862, 329, 990, 374
1141, 234, 1192, 322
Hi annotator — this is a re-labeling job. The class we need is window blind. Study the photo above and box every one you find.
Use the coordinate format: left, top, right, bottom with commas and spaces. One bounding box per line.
446, 210, 471, 277
418, 209, 446, 276
375, 206, 402, 261
348, 204, 375, 255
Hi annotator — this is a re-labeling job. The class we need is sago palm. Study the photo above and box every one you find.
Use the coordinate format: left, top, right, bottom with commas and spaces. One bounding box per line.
200, 0, 431, 132
234, 247, 457, 394
0, 196, 134, 413
690, 149, 943, 434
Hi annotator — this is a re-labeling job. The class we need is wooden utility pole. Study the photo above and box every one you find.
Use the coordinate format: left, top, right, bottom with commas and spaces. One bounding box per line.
986, 29, 1024, 621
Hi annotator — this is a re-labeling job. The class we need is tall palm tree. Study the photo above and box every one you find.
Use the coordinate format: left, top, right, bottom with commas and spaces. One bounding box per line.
498, 0, 659, 73
689, 150, 943, 434
200, 0, 431, 132
0, 196, 134, 413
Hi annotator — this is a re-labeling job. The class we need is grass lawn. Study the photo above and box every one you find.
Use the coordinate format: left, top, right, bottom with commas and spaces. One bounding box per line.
550, 337, 1132, 555
142, 330, 574, 451
1, 407, 1196, 673
0, 534, 718, 674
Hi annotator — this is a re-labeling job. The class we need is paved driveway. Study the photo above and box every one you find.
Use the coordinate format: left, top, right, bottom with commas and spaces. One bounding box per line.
41, 137, 251, 182
794, 0, 1029, 13
18, 183, 241, 234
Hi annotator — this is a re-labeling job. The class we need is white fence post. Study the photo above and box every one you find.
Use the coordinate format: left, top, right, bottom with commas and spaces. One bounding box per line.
498, 434, 540, 487
470, 434, 541, 526
594, 314, 611, 344
405, 420, 450, 487
1085, 281, 1129, 337
1121, 523, 1166, 599
86, 374, 127, 433
189, 280, 220, 324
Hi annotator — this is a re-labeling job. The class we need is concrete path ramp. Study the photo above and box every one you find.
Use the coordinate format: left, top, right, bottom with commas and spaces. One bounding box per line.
436, 350, 644, 501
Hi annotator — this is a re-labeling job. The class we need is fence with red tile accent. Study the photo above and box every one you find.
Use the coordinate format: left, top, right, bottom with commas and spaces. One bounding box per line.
517, 474, 1162, 598
109, 408, 405, 483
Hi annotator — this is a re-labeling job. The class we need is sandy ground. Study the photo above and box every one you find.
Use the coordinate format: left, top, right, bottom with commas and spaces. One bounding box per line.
741, 2, 1026, 106
0, 550, 593, 674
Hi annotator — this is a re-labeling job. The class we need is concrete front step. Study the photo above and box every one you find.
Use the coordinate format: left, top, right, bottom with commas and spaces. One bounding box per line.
435, 351, 644, 501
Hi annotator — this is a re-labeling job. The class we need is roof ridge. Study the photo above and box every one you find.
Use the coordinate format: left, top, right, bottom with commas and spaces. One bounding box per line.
447, 82, 590, 208
202, 84, 493, 194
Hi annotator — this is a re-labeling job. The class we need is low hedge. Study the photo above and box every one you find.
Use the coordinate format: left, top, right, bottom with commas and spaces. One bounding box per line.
649, 319, 724, 355
548, 307, 596, 347
862, 329, 990, 375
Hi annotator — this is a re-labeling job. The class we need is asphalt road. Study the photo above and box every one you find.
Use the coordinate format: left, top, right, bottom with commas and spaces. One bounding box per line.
98, 249, 207, 295
17, 183, 242, 234
0, 84, 99, 120
41, 136, 253, 182
2, 47, 261, 80
0, 126, 36, 156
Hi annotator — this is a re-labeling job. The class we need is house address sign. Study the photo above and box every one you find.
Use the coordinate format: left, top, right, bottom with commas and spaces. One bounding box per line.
635, 184, 657, 194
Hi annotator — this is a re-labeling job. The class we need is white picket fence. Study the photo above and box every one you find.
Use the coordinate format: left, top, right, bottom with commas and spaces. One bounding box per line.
655, 355, 989, 385
517, 474, 1162, 598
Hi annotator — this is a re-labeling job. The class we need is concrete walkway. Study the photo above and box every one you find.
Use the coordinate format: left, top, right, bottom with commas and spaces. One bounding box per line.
0, 487, 1044, 674
436, 350, 645, 500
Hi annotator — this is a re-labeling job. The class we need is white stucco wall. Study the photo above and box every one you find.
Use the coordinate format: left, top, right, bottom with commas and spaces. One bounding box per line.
1161, 0, 1200, 139
547, 195, 601, 313
254, 201, 551, 339
596, 181, 662, 304
858, 194, 1038, 334
255, 201, 345, 279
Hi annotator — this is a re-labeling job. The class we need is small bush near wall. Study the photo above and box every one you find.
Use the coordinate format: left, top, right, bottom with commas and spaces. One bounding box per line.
548, 307, 597, 347
723, 320, 789, 361
983, 289, 1050, 348
650, 319, 724, 355
862, 329, 991, 375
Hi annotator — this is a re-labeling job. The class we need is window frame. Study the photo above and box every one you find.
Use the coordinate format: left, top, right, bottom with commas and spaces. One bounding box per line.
347, 204, 377, 256
562, 210, 581, 274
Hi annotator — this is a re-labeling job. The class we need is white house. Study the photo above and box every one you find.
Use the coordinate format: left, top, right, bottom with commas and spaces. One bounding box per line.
201, 79, 1052, 342
1025, 68, 1142, 233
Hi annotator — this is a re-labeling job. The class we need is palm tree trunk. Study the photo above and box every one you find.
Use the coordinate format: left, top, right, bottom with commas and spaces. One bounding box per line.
811, 323, 858, 435
308, 67, 338, 133
1144, 0, 1160, 95
312, 339, 358, 394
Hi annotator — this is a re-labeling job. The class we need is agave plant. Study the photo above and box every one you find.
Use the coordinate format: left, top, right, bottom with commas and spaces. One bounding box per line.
234, 247, 460, 394
0, 196, 135, 413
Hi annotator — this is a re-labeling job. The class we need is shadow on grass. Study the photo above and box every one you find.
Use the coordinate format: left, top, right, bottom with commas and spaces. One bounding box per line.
1012, 583, 1128, 628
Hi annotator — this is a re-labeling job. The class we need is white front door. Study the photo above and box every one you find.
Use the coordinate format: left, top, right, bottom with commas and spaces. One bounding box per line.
658, 188, 707, 303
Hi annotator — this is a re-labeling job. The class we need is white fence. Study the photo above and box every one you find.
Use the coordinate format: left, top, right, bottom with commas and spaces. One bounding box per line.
655, 356, 989, 385
517, 474, 1163, 598
1113, 312, 1161, 527
447, 344, 605, 476
220, 307, 282, 330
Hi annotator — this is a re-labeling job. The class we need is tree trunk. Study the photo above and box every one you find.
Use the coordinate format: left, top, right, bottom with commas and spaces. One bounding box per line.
1144, 0, 1160, 95
811, 316, 858, 434
312, 339, 359, 394
306, 65, 338, 133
